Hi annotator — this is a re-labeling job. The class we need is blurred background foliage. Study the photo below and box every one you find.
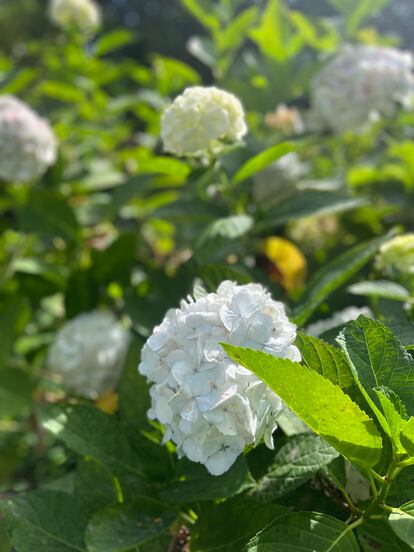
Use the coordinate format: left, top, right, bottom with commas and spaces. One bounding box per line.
1, 0, 414, 540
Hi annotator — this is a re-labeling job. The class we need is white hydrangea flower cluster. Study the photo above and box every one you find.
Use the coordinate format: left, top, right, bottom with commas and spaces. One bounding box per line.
48, 0, 101, 31
139, 281, 300, 476
0, 96, 57, 183
161, 86, 247, 157
306, 307, 373, 338
48, 311, 130, 398
310, 45, 414, 133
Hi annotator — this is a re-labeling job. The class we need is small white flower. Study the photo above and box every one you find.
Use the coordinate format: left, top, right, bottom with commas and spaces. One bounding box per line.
0, 96, 57, 183
265, 104, 305, 135
306, 307, 373, 338
160, 86, 247, 157
310, 45, 414, 133
138, 281, 300, 476
48, 311, 130, 398
48, 0, 101, 31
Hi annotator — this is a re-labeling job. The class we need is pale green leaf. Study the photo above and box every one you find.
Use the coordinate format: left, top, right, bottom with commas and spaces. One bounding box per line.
400, 417, 414, 456
223, 346, 382, 468
249, 0, 288, 61
347, 280, 412, 303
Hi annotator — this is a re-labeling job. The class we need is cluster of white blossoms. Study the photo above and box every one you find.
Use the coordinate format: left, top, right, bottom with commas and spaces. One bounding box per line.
161, 86, 247, 157
139, 281, 300, 476
0, 96, 57, 183
376, 234, 414, 276
48, 0, 101, 31
48, 311, 130, 398
310, 45, 414, 133
306, 307, 372, 338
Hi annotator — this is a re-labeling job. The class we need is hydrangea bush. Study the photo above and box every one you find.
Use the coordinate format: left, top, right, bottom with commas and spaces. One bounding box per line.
1, 1, 414, 551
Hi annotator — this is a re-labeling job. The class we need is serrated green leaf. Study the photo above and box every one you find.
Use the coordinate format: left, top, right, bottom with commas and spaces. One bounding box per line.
296, 332, 354, 390
348, 280, 412, 303
223, 346, 382, 468
338, 317, 414, 419
400, 417, 414, 456
233, 143, 296, 183
85, 499, 176, 552
192, 498, 289, 552
375, 388, 407, 453
2, 491, 88, 552
292, 235, 391, 326
41, 405, 169, 481
245, 511, 359, 551
383, 322, 414, 350
253, 433, 339, 502
160, 456, 254, 503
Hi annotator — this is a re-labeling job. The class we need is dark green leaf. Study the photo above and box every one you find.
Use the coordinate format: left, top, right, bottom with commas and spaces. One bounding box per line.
293, 236, 389, 326
245, 511, 359, 551
2, 491, 88, 552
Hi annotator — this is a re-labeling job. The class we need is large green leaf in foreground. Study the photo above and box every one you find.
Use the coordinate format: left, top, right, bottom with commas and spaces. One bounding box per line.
223, 346, 382, 467
245, 511, 359, 551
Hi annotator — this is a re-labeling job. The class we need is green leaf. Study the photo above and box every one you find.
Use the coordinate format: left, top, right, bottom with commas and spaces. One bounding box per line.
245, 511, 359, 551
192, 498, 289, 552
91, 233, 137, 285
217, 7, 258, 52
19, 191, 79, 242
347, 280, 412, 303
74, 458, 119, 516
64, 269, 99, 319
389, 505, 414, 548
223, 346, 382, 467
383, 322, 414, 350
253, 433, 339, 502
328, 0, 389, 33
233, 143, 296, 184
292, 235, 388, 326
295, 332, 354, 391
160, 456, 254, 503
0, 369, 33, 419
85, 499, 176, 552
357, 519, 412, 551
41, 404, 169, 480
2, 490, 88, 552
249, 0, 288, 62
181, 0, 220, 31
0, 515, 11, 552
375, 388, 407, 453
95, 29, 135, 56
0, 297, 31, 370
264, 191, 365, 227
400, 417, 414, 456
338, 317, 414, 419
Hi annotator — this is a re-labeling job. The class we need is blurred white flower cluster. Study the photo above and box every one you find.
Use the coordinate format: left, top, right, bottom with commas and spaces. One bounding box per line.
161, 86, 247, 157
48, 311, 130, 398
376, 234, 414, 276
345, 462, 370, 503
306, 307, 372, 338
0, 96, 57, 183
48, 0, 101, 31
139, 281, 300, 476
310, 45, 414, 133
